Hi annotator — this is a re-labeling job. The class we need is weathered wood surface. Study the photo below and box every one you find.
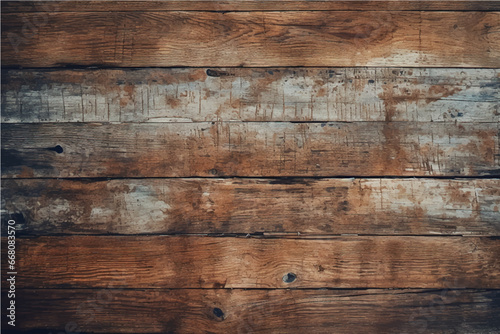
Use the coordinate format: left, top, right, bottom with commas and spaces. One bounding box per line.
3, 178, 500, 236
2, 12, 499, 67
4, 1, 500, 12
2, 2, 499, 334
2, 68, 498, 123
3, 236, 499, 289
5, 289, 500, 333
2, 122, 499, 178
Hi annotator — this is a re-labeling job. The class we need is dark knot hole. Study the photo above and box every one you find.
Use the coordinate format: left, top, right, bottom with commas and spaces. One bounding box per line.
283, 272, 297, 283
49, 145, 64, 154
213, 307, 224, 319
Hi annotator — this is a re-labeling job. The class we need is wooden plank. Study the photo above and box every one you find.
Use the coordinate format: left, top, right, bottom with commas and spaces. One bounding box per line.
3, 178, 500, 236
4, 1, 500, 12
3, 236, 499, 289
2, 11, 499, 67
2, 68, 498, 123
4, 288, 500, 333
2, 122, 499, 178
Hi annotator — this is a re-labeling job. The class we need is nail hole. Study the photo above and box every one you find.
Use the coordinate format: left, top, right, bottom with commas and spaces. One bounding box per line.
283, 272, 297, 283
213, 307, 224, 318
206, 69, 220, 77
208, 168, 218, 175
206, 69, 232, 77
48, 145, 64, 154
54, 145, 64, 154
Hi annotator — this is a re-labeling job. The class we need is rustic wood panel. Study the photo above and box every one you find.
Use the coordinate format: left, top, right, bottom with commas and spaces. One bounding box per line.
2, 11, 499, 67
2, 2, 499, 333
4, 289, 500, 333
4, 1, 500, 12
3, 236, 499, 289
3, 178, 500, 236
2, 68, 498, 123
2, 122, 499, 178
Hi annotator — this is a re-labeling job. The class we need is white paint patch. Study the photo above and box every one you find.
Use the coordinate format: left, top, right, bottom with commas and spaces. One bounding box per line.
36, 198, 75, 218
89, 182, 173, 233
361, 51, 425, 67
90, 207, 115, 219
363, 179, 475, 219
122, 184, 171, 230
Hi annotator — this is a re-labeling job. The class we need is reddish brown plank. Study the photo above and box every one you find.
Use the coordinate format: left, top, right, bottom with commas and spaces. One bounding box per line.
3, 288, 500, 333
2, 68, 498, 123
4, 1, 500, 12
2, 11, 499, 67
2, 236, 499, 289
2, 178, 500, 235
2, 122, 499, 178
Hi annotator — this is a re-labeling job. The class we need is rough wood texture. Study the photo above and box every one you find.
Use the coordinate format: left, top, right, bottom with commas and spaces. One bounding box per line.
5, 289, 500, 333
4, 1, 500, 12
2, 2, 500, 333
2, 12, 499, 67
3, 178, 500, 236
2, 68, 498, 123
2, 122, 499, 178
3, 236, 499, 289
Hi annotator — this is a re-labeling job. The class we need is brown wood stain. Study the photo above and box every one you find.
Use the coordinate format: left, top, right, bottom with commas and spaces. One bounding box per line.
1, 1, 499, 332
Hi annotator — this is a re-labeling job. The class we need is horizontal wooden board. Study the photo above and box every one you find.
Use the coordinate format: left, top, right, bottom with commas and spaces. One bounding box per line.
2, 122, 499, 178
2, 11, 499, 67
4, 1, 500, 12
2, 236, 499, 289
3, 178, 500, 236
2, 68, 499, 123
4, 288, 500, 333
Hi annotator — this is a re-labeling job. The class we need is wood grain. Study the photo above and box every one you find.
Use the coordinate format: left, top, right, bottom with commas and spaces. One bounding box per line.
4, 1, 500, 12
2, 2, 499, 333
2, 11, 499, 67
3, 236, 499, 289
4, 288, 500, 333
3, 178, 500, 236
2, 68, 498, 123
2, 122, 499, 178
